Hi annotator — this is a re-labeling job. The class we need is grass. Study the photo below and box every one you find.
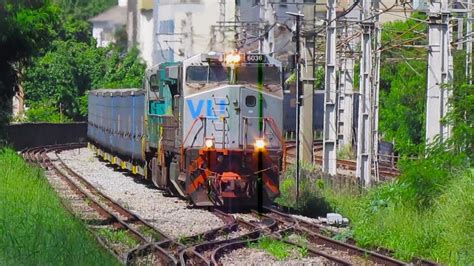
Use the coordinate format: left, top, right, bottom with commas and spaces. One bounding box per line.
277, 159, 473, 264
97, 228, 139, 249
0, 148, 119, 265
322, 170, 474, 264
249, 236, 307, 260
336, 144, 355, 160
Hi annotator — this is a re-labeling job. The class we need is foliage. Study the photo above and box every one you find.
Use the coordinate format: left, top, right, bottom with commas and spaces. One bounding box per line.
0, 148, 118, 265
24, 39, 145, 121
378, 13, 428, 155
276, 163, 333, 216
445, 83, 474, 160
322, 169, 473, 264
52, 0, 116, 20
249, 237, 307, 260
0, 1, 61, 136
97, 228, 139, 249
1, 0, 145, 124
24, 100, 72, 123
337, 143, 355, 160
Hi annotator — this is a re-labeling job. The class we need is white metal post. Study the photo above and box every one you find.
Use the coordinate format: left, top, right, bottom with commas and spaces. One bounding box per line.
301, 4, 315, 164
457, 17, 464, 50
372, 0, 381, 182
337, 22, 355, 150
467, 0, 473, 84
323, 0, 338, 175
356, 0, 373, 186
426, 0, 452, 144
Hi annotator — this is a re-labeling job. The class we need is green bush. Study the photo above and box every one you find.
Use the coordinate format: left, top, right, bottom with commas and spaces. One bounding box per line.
322, 170, 474, 264
0, 149, 118, 265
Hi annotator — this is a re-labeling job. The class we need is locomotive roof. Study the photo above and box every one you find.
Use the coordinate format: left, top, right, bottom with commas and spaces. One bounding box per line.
89, 88, 145, 97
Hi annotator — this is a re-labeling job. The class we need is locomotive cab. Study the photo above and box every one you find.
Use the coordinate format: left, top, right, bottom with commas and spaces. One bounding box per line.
146, 52, 285, 207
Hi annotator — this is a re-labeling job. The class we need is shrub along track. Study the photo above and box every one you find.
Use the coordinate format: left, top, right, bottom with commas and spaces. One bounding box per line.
23, 144, 433, 265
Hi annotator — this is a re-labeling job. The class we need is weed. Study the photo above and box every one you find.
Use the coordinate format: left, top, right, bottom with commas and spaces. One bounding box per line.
138, 225, 164, 241
337, 144, 355, 160
332, 230, 353, 242
298, 246, 309, 258
98, 228, 139, 248
249, 237, 294, 260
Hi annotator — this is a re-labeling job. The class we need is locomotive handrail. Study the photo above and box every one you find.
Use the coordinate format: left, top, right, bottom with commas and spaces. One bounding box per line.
180, 116, 204, 171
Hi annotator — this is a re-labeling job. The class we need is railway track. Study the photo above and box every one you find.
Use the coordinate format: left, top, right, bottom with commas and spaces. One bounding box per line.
22, 144, 434, 265
285, 141, 400, 178
23, 144, 179, 264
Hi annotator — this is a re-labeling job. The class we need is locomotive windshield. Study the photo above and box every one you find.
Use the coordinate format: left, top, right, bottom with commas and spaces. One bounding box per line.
186, 65, 281, 86
186, 66, 228, 83
236, 66, 281, 85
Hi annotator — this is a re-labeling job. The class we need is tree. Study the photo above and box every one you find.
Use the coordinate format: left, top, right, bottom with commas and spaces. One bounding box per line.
51, 0, 116, 20
378, 13, 428, 155
0, 1, 60, 138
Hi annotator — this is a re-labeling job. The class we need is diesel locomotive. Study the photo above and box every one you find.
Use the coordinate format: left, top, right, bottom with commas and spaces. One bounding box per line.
87, 52, 285, 206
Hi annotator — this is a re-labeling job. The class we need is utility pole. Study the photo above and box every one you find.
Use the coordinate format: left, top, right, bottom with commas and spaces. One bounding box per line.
467, 0, 473, 84
301, 1, 315, 165
457, 17, 464, 50
261, 0, 276, 54
356, 0, 374, 186
372, 0, 381, 182
183, 12, 193, 57
337, 21, 355, 151
219, 0, 226, 50
323, 0, 337, 175
152, 0, 160, 65
426, 0, 452, 144
287, 11, 304, 203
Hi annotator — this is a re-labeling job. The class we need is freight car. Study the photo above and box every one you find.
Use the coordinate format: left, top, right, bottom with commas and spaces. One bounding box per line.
88, 52, 285, 207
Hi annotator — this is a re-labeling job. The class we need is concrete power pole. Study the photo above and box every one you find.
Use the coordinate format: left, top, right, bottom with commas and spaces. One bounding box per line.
301, 2, 315, 164
372, 0, 381, 182
323, 0, 337, 175
356, 0, 374, 186
184, 12, 194, 58
261, 0, 276, 54
457, 17, 464, 50
467, 0, 473, 84
219, 0, 226, 50
152, 0, 160, 65
426, 0, 452, 144
337, 21, 355, 151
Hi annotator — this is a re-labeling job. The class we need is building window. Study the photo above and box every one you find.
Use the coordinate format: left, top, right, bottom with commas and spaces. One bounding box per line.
253, 0, 260, 6
280, 0, 287, 8
159, 20, 175, 34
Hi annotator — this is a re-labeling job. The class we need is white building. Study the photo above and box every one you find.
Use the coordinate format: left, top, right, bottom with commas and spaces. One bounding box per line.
127, 0, 155, 66
89, 0, 128, 47
152, 0, 236, 65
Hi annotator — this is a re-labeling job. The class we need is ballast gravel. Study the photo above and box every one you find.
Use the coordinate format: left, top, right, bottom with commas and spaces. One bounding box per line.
57, 148, 224, 239
219, 247, 332, 265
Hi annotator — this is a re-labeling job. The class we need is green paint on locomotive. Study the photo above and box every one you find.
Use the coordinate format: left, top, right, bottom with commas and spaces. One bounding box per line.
146, 62, 179, 148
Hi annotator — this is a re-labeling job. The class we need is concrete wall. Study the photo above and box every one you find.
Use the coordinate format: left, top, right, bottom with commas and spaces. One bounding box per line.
5, 123, 87, 150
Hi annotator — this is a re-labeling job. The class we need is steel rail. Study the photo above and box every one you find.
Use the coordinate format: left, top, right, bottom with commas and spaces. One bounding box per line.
22, 144, 178, 264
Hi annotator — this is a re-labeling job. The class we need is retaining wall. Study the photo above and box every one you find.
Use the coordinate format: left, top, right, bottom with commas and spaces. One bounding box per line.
5, 122, 87, 150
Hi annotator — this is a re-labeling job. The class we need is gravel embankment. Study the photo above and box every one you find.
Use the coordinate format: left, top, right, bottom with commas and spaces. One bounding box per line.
219, 248, 332, 265
57, 148, 224, 239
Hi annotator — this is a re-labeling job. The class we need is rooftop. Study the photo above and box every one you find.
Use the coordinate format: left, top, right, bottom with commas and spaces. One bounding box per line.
89, 6, 127, 25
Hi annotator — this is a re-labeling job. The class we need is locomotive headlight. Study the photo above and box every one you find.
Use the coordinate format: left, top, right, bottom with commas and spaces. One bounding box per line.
225, 53, 241, 64
204, 138, 215, 149
255, 138, 266, 150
